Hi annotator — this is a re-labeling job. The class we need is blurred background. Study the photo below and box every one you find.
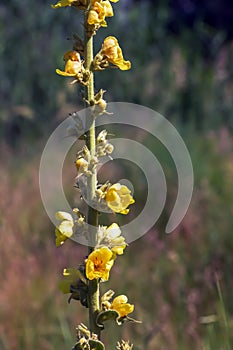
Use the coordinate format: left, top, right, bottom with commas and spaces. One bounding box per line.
1, 0, 233, 349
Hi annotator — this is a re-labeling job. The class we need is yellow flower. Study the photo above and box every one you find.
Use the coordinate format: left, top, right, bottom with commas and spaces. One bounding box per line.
56, 50, 83, 77
97, 223, 126, 255
100, 36, 131, 70
55, 211, 74, 247
105, 183, 135, 214
85, 247, 114, 281
59, 268, 81, 293
106, 223, 126, 255
52, 0, 75, 8
111, 240, 126, 255
51, 0, 86, 9
88, 0, 114, 27
110, 295, 134, 318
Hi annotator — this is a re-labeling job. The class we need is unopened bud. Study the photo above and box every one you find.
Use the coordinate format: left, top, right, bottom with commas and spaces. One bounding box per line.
76, 158, 88, 173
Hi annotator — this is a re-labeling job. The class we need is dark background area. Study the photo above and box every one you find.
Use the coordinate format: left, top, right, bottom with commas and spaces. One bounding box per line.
1, 0, 233, 146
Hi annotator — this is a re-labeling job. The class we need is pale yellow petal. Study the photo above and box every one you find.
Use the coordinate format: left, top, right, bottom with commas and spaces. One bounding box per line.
56, 211, 73, 221
106, 223, 121, 239
119, 208, 129, 215
111, 244, 126, 255
111, 295, 134, 317
56, 69, 76, 77
51, 0, 74, 9
58, 220, 73, 237
114, 59, 131, 70
112, 295, 128, 305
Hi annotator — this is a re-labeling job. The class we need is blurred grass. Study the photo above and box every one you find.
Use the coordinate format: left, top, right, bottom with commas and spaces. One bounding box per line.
1, 127, 233, 349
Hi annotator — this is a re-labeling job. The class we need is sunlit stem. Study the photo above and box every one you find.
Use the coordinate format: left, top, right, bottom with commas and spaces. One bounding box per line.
84, 7, 101, 337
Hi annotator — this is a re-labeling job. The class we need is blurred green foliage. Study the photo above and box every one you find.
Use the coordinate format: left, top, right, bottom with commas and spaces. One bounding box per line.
1, 0, 233, 146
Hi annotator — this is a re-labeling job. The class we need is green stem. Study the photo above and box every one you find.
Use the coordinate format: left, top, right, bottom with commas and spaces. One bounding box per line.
84, 8, 101, 337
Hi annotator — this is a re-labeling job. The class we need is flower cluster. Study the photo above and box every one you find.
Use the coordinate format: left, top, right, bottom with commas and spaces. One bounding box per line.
96, 129, 114, 156
95, 182, 135, 214
96, 223, 126, 255
101, 290, 134, 318
75, 145, 97, 178
56, 37, 130, 84
73, 323, 105, 350
52, 1, 130, 80
88, 0, 117, 28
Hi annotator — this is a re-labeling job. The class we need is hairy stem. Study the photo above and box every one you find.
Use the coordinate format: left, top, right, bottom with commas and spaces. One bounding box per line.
84, 8, 101, 337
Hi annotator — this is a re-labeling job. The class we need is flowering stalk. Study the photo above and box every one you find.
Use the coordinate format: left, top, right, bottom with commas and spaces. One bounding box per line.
84, 5, 100, 336
51, 0, 138, 348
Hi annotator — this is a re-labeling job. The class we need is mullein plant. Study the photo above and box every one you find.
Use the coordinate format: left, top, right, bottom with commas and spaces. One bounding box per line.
52, 1, 139, 349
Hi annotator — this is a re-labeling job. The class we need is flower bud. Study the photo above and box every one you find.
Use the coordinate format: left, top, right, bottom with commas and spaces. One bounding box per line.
76, 158, 88, 173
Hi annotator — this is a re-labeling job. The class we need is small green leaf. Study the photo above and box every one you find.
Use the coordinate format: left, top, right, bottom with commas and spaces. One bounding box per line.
96, 310, 119, 328
116, 315, 142, 326
89, 339, 105, 350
